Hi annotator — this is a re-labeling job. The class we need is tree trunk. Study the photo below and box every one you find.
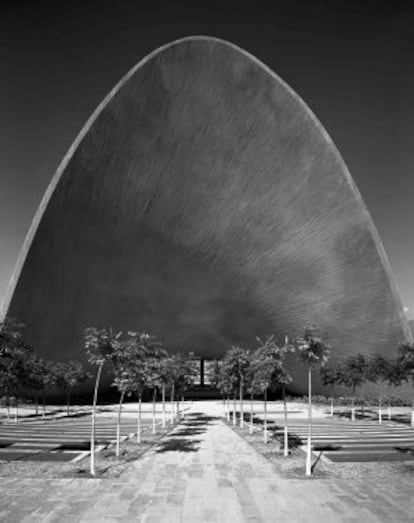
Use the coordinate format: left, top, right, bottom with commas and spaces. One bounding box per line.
232, 396, 236, 425
152, 388, 156, 435
411, 393, 414, 428
283, 384, 288, 457
305, 364, 312, 476
360, 385, 365, 417
330, 384, 334, 417
170, 384, 175, 424
67, 390, 70, 417
35, 394, 38, 417
6, 389, 10, 419
239, 379, 244, 429
351, 386, 356, 422
388, 385, 392, 421
137, 393, 142, 444
162, 383, 166, 428
378, 393, 382, 424
90, 362, 103, 476
176, 397, 180, 418
181, 395, 185, 419
42, 388, 46, 419
14, 396, 18, 423
226, 397, 230, 422
249, 392, 254, 435
116, 390, 125, 458
264, 389, 268, 444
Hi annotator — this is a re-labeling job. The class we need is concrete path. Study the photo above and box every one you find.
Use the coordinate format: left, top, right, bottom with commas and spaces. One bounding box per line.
1, 401, 413, 522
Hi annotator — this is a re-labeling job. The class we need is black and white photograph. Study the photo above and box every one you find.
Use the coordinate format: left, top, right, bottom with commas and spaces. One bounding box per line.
0, 1, 413, 521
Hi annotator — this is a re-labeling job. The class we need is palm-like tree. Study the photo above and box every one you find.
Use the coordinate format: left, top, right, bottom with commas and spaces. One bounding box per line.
84, 326, 121, 475
296, 326, 330, 476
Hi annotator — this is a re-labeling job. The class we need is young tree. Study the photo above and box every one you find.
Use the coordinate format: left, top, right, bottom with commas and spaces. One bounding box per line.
279, 367, 293, 457
245, 359, 261, 434
251, 336, 285, 444
320, 361, 341, 417
0, 318, 32, 420
158, 355, 175, 428
296, 326, 330, 476
84, 326, 121, 475
143, 335, 167, 434
221, 346, 251, 428
39, 359, 59, 418
383, 357, 406, 421
339, 354, 368, 421
214, 359, 234, 422
0, 347, 29, 422
56, 361, 90, 416
365, 355, 389, 423
397, 342, 414, 427
110, 341, 139, 458
25, 354, 45, 416
169, 352, 198, 419
124, 332, 150, 444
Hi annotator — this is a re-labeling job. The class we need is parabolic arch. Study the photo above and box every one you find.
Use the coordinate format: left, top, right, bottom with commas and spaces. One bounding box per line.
1, 36, 412, 391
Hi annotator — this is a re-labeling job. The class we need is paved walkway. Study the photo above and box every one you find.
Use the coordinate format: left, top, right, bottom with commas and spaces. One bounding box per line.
1, 402, 413, 522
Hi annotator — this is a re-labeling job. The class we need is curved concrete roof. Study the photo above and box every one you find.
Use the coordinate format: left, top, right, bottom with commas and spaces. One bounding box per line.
2, 36, 412, 387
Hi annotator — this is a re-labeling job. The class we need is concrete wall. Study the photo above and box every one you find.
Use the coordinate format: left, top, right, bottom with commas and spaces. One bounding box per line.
2, 37, 412, 393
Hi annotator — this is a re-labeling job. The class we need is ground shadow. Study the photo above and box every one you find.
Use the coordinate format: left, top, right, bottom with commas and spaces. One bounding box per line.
154, 413, 216, 453
391, 414, 412, 426
173, 426, 207, 437
269, 425, 304, 449
394, 446, 414, 457
155, 437, 201, 453
334, 410, 377, 421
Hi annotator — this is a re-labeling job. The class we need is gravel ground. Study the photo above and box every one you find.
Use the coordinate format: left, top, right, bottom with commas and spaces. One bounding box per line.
227, 421, 414, 482
0, 424, 175, 479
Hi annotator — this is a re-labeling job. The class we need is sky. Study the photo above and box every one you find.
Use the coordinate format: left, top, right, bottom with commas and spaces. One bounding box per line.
1, 0, 413, 319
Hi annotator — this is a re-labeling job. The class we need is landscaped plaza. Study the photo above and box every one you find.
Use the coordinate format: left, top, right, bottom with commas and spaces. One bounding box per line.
0, 399, 413, 522
2, 26, 414, 523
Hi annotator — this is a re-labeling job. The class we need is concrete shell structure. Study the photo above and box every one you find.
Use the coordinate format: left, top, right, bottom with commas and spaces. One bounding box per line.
1, 36, 412, 391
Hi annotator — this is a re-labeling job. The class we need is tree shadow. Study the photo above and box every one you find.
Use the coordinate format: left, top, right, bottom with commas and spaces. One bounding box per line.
173, 427, 206, 437
394, 446, 414, 458
155, 437, 201, 453
334, 410, 375, 421
270, 425, 304, 449
391, 414, 412, 426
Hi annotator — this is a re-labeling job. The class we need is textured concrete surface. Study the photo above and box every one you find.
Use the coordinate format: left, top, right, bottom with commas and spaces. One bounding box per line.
0, 401, 413, 522
2, 36, 411, 393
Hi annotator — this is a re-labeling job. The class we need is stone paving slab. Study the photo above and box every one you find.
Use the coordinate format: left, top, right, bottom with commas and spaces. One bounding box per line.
0, 401, 413, 522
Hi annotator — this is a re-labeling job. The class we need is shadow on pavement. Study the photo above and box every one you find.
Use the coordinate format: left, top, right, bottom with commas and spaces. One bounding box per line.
155, 437, 201, 453
154, 413, 217, 453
